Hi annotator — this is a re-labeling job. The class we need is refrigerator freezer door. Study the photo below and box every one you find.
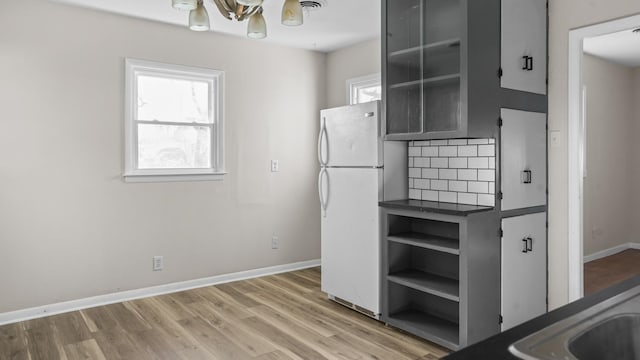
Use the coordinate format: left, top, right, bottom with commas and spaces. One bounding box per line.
319, 101, 383, 167
321, 167, 383, 314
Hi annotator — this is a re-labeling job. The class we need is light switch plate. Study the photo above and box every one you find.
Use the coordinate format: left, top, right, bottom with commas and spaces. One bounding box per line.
271, 160, 279, 172
550, 131, 561, 148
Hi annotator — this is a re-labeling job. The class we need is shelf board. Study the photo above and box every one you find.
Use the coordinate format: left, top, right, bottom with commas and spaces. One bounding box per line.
386, 309, 459, 349
388, 233, 459, 255
388, 38, 461, 59
389, 74, 460, 90
388, 270, 460, 302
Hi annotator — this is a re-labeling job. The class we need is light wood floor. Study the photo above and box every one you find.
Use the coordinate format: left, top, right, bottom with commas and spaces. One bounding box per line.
584, 249, 640, 296
0, 267, 448, 360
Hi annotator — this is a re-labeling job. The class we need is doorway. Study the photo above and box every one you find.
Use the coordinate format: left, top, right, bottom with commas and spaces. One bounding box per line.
568, 14, 640, 301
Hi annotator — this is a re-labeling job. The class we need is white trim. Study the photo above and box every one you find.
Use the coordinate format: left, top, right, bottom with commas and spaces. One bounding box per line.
0, 259, 320, 326
124, 173, 227, 183
346, 73, 381, 105
584, 242, 640, 263
568, 13, 640, 302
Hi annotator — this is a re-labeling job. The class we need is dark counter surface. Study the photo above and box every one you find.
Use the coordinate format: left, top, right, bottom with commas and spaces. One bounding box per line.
444, 275, 640, 359
379, 199, 494, 216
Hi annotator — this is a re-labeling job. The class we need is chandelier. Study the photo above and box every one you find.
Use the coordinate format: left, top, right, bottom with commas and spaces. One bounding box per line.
171, 0, 304, 39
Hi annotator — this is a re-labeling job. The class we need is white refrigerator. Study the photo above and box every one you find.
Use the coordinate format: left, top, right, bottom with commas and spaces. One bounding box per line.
318, 100, 405, 317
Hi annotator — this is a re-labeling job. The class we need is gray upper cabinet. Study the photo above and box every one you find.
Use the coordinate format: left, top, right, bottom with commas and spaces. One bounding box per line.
500, 0, 547, 95
383, 0, 547, 140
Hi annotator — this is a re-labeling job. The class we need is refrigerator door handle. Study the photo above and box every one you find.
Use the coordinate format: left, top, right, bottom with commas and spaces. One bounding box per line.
318, 117, 328, 166
318, 168, 329, 217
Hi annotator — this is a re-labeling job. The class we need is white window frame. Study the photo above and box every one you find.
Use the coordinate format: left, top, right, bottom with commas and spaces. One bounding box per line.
346, 73, 382, 105
124, 58, 225, 183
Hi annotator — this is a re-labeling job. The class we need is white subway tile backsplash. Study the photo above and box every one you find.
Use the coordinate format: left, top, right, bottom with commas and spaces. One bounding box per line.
439, 169, 458, 180
414, 157, 430, 168
409, 189, 421, 200
449, 180, 467, 192
478, 169, 496, 182
458, 193, 478, 205
422, 168, 439, 179
422, 147, 438, 157
458, 169, 478, 181
458, 145, 478, 157
439, 146, 458, 157
431, 157, 449, 168
448, 139, 468, 145
468, 157, 489, 169
422, 190, 439, 202
478, 144, 495, 157
408, 138, 496, 205
439, 191, 457, 203
431, 180, 448, 191
478, 194, 495, 206
409, 147, 421, 157
414, 179, 430, 189
468, 181, 489, 194
449, 157, 468, 169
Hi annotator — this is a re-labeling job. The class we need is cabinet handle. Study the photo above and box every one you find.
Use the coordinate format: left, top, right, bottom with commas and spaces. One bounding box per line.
522, 238, 529, 253
522, 56, 533, 71
526, 237, 533, 252
522, 170, 532, 184
364, 112, 375, 117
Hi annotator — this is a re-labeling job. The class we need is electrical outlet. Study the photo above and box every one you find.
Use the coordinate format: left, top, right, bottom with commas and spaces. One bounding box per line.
271, 236, 279, 249
153, 256, 163, 271
271, 160, 279, 172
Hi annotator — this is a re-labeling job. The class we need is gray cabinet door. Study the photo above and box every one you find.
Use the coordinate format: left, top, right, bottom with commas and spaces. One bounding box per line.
500, 0, 547, 95
501, 212, 546, 331
501, 108, 546, 211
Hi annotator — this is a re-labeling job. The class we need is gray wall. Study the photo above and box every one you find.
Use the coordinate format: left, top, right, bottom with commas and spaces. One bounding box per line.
325, 38, 381, 108
0, 0, 325, 313
582, 54, 636, 257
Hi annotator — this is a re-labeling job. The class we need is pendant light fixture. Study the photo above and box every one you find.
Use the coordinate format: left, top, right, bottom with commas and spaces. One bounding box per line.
189, 0, 210, 31
172, 0, 197, 11
281, 0, 303, 26
173, 0, 307, 39
247, 8, 267, 39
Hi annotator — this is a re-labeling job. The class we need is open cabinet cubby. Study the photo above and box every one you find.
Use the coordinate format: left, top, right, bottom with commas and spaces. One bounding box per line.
381, 207, 500, 350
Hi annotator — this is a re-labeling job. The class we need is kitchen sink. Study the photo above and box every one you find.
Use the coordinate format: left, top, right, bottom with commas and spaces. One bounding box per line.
509, 285, 640, 359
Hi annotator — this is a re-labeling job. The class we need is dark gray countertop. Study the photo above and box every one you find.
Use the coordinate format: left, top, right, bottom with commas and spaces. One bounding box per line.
379, 199, 494, 216
444, 275, 640, 359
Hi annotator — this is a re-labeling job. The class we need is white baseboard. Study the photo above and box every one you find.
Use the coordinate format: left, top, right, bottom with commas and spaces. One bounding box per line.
583, 243, 640, 263
0, 259, 320, 326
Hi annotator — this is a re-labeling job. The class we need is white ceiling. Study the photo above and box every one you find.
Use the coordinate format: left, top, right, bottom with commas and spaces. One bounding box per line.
584, 27, 640, 68
51, 0, 381, 52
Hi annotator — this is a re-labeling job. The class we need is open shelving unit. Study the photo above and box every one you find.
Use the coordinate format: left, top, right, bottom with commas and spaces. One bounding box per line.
380, 207, 501, 350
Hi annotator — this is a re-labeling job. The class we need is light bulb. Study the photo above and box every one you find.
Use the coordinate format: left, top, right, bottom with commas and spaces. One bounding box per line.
281, 0, 303, 26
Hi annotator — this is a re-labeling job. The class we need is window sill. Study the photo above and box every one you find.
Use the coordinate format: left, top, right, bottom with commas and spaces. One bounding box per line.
123, 172, 227, 183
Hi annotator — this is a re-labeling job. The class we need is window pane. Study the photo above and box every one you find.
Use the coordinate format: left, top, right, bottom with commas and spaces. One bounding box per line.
137, 75, 211, 123
138, 124, 211, 169
357, 85, 382, 103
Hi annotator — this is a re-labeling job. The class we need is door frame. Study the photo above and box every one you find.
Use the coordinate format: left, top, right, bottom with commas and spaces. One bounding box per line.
567, 14, 640, 302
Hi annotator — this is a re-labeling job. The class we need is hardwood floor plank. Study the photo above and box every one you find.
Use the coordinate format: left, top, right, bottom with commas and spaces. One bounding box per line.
64, 339, 106, 360
2, 267, 449, 359
584, 249, 640, 295
0, 323, 29, 360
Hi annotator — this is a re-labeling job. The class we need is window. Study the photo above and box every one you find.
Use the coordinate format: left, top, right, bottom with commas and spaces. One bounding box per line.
124, 59, 224, 182
347, 73, 382, 105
